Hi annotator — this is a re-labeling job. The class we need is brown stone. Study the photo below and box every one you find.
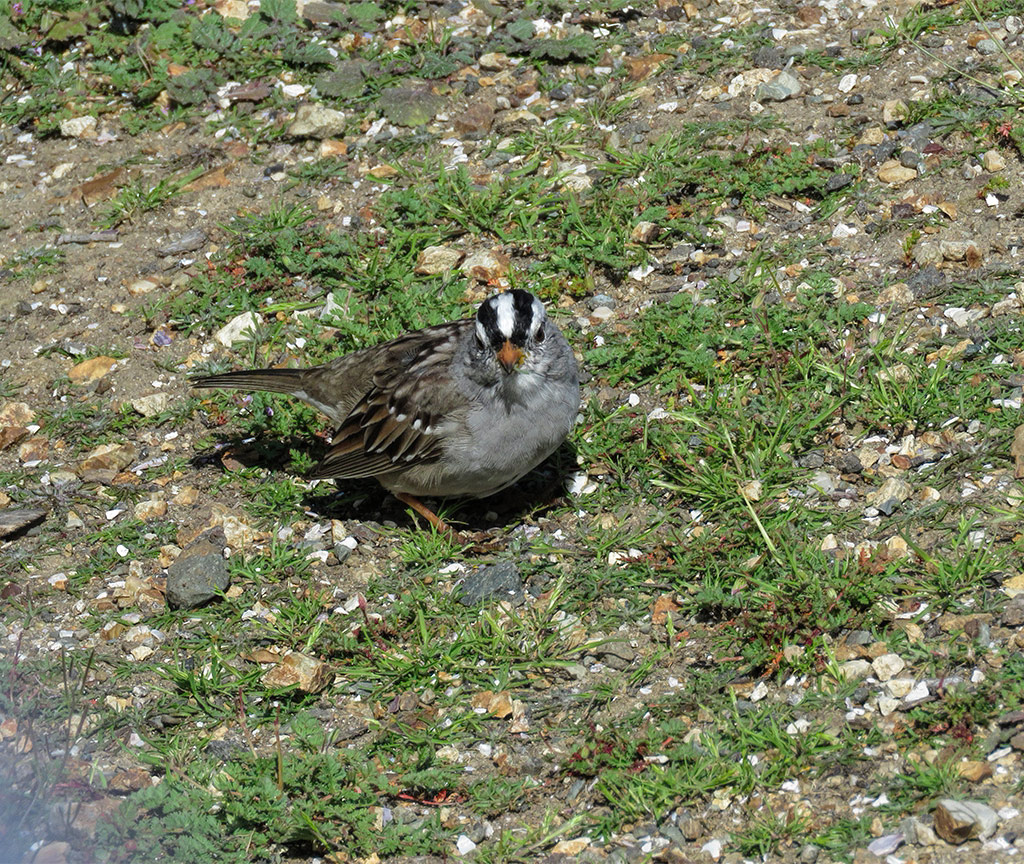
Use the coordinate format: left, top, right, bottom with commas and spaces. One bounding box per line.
0, 401, 34, 426
77, 442, 138, 476
68, 355, 118, 384
461, 249, 510, 282
18, 436, 49, 463
319, 139, 347, 158
956, 760, 993, 782
454, 93, 497, 135
109, 767, 155, 792
625, 53, 673, 82
261, 650, 331, 693
877, 161, 917, 185
933, 800, 995, 844
795, 5, 820, 23
0, 426, 29, 451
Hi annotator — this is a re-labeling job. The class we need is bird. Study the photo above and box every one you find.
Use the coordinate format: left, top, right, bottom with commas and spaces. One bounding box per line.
193, 289, 580, 531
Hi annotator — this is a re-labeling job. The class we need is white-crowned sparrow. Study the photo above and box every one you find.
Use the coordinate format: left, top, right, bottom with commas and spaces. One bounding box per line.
194, 289, 580, 529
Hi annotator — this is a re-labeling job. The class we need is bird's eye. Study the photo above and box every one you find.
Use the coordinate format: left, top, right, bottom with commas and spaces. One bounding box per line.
475, 333, 487, 351
534, 326, 546, 344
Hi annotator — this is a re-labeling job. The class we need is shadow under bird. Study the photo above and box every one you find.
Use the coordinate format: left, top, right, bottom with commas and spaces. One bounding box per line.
193, 289, 580, 530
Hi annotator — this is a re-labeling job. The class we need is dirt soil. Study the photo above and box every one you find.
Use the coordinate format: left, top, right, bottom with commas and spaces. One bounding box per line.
2, 0, 1024, 862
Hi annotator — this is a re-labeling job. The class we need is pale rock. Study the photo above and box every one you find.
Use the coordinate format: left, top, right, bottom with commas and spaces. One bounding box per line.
127, 278, 159, 296
461, 249, 510, 282
17, 436, 47, 463
551, 837, 592, 855
884, 536, 910, 558
60, 115, 97, 138
319, 140, 347, 158
885, 678, 915, 698
0, 402, 34, 426
287, 104, 347, 139
877, 696, 900, 716
840, 659, 871, 681
876, 282, 913, 307
78, 442, 138, 474
415, 246, 464, 275
981, 149, 1006, 172
882, 100, 908, 123
173, 487, 199, 507
878, 160, 917, 185
877, 363, 912, 384
215, 311, 260, 347
866, 477, 912, 508
872, 653, 905, 681
260, 650, 331, 692
740, 478, 762, 501
131, 393, 174, 418
904, 680, 930, 703
913, 241, 942, 267
630, 221, 659, 243
134, 497, 168, 522
212, 508, 254, 550
857, 126, 886, 147
754, 70, 802, 101
478, 52, 507, 71
939, 240, 980, 261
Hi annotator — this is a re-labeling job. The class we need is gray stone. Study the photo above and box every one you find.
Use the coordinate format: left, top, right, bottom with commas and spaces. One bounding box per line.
913, 241, 942, 267
799, 843, 819, 863
796, 450, 825, 468
379, 85, 445, 127
457, 562, 525, 606
596, 639, 636, 670
756, 70, 802, 101
157, 229, 207, 256
166, 530, 229, 610
1002, 594, 1024, 627
837, 452, 863, 474
315, 60, 373, 100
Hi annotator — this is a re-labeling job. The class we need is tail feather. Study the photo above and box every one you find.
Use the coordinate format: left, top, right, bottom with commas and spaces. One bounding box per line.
192, 369, 304, 395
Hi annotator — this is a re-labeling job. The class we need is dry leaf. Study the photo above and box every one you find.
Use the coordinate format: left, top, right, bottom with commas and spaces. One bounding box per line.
71, 168, 126, 205
651, 594, 681, 626
184, 164, 234, 191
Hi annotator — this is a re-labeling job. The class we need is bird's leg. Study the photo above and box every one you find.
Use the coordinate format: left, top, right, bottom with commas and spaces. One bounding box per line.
394, 492, 451, 534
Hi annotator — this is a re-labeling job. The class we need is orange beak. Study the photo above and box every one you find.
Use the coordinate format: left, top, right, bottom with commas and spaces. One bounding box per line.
496, 340, 524, 373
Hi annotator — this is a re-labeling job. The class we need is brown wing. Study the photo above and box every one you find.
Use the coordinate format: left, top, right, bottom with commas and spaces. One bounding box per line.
309, 321, 468, 481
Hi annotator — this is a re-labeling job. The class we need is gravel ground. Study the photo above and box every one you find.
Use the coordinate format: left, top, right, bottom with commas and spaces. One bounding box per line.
2, 0, 1024, 862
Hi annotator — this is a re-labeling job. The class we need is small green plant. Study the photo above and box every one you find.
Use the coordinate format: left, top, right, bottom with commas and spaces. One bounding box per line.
731, 808, 810, 857
97, 165, 205, 228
